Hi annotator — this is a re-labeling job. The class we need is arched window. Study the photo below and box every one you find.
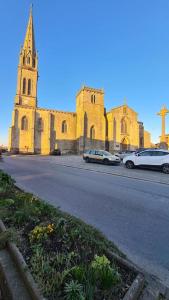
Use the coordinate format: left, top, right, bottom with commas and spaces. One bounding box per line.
23, 57, 25, 65
21, 116, 28, 130
27, 57, 30, 64
22, 78, 26, 94
91, 94, 96, 104
90, 126, 95, 140
28, 79, 31, 95
121, 118, 127, 134
37, 118, 43, 131
62, 120, 67, 133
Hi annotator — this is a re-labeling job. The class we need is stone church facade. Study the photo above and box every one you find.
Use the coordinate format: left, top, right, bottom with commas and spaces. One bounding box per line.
9, 10, 151, 155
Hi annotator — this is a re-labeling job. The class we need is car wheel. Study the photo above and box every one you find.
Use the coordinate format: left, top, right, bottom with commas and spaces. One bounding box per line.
162, 164, 169, 174
85, 157, 90, 163
125, 160, 135, 169
103, 159, 109, 165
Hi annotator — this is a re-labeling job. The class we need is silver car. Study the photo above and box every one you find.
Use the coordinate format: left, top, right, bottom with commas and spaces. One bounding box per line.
83, 150, 121, 165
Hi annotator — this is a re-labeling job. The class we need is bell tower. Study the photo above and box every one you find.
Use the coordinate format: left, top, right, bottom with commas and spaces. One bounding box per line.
15, 6, 38, 108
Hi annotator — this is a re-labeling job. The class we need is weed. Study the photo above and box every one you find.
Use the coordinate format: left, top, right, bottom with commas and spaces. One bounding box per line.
91, 255, 121, 290
29, 224, 54, 242
64, 280, 85, 300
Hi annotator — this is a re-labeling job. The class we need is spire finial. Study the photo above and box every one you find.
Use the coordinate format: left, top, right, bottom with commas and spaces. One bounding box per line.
30, 3, 33, 15
124, 97, 127, 105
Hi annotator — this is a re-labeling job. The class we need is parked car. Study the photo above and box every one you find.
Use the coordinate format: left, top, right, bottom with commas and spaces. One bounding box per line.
50, 149, 61, 156
123, 149, 169, 173
135, 148, 158, 154
117, 150, 135, 160
83, 150, 121, 165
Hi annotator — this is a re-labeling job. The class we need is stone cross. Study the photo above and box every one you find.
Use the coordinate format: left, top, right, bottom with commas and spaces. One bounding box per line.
157, 105, 169, 140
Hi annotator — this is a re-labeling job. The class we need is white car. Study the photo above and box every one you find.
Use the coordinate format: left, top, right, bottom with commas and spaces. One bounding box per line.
123, 149, 169, 174
83, 150, 121, 165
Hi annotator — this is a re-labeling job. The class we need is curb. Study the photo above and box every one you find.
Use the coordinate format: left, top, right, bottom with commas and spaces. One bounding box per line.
123, 274, 145, 300
0, 220, 44, 300
106, 250, 145, 300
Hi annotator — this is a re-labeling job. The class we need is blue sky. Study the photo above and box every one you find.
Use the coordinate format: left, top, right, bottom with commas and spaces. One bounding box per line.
1, 0, 169, 145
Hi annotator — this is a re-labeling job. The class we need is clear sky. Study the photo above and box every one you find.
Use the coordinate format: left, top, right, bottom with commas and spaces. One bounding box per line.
1, 0, 169, 146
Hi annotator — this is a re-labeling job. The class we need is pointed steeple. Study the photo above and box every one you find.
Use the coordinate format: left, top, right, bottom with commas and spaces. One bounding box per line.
23, 5, 36, 54
19, 5, 38, 69
15, 6, 38, 107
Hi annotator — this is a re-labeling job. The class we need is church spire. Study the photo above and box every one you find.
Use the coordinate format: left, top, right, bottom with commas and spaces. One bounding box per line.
19, 5, 38, 69
23, 5, 36, 54
15, 6, 38, 107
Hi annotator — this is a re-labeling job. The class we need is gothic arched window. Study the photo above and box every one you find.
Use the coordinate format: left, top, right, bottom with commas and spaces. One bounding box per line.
90, 126, 95, 140
28, 79, 31, 95
22, 78, 26, 94
62, 120, 67, 133
121, 118, 127, 134
21, 116, 28, 130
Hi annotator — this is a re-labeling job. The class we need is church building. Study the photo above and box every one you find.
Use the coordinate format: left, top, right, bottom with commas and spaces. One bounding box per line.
9, 9, 151, 154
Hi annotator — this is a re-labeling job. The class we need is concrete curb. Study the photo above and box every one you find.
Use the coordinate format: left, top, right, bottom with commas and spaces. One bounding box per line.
53, 162, 169, 186
106, 250, 145, 300
0, 220, 44, 300
123, 274, 145, 300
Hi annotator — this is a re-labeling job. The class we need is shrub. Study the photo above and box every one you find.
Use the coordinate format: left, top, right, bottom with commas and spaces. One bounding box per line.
91, 255, 121, 290
0, 198, 15, 207
64, 280, 85, 300
71, 265, 85, 283
0, 171, 14, 193
29, 224, 54, 242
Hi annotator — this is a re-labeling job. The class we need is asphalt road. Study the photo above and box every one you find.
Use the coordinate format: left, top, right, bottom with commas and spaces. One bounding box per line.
1, 156, 169, 286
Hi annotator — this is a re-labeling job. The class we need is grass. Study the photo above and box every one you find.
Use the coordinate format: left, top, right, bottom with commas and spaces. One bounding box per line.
0, 170, 136, 299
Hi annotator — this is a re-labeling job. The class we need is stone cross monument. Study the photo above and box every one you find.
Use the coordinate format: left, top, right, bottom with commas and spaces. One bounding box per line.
157, 105, 169, 142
